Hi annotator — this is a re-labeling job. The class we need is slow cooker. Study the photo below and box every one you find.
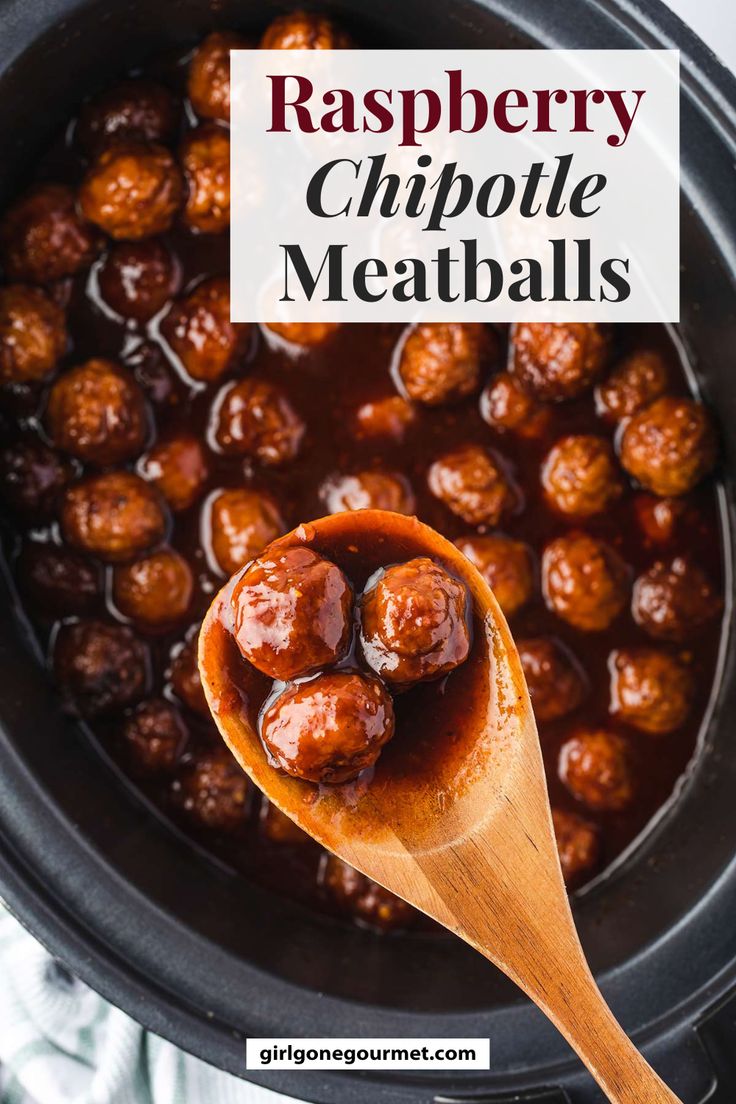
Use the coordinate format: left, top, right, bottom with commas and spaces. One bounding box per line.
0, 0, 735, 1101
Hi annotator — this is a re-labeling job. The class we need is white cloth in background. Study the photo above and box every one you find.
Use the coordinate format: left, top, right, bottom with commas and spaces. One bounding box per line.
0, 908, 298, 1104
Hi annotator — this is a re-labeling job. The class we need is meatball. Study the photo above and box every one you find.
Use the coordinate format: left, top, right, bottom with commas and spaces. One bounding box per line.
264, 321, 340, 347
187, 31, 249, 123
320, 471, 415, 515
54, 619, 149, 716
169, 634, 209, 717
261, 671, 395, 784
596, 350, 668, 421
136, 437, 207, 516
76, 79, 179, 154
79, 142, 184, 240
552, 808, 600, 887
454, 534, 533, 618
208, 488, 285, 576
17, 543, 99, 614
634, 494, 684, 545
260, 11, 352, 50
428, 444, 516, 527
518, 638, 587, 723
620, 397, 718, 496
320, 855, 415, 932
632, 557, 721, 642
175, 749, 249, 832
398, 322, 488, 406
122, 698, 187, 774
61, 471, 167, 562
181, 124, 230, 234
0, 440, 72, 518
231, 546, 352, 680
161, 277, 251, 382
0, 184, 102, 284
46, 358, 148, 465
541, 435, 623, 518
609, 647, 694, 735
214, 377, 304, 465
97, 239, 180, 321
259, 799, 310, 845
510, 322, 608, 401
542, 532, 629, 632
0, 285, 67, 383
354, 395, 415, 441
359, 557, 470, 686
113, 547, 194, 629
559, 729, 634, 811
480, 372, 550, 438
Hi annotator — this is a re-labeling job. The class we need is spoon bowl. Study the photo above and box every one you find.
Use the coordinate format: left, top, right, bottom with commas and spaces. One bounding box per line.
200, 509, 681, 1104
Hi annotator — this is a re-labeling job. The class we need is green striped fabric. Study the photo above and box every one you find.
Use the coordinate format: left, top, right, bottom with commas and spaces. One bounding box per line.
0, 907, 298, 1104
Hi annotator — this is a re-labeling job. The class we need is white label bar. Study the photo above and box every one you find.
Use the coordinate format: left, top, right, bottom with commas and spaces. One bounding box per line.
245, 1037, 491, 1070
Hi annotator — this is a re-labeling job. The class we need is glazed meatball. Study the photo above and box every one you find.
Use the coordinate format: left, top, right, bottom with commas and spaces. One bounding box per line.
231, 546, 352, 680
260, 11, 352, 49
552, 808, 600, 887
214, 377, 304, 465
162, 277, 251, 382
261, 671, 395, 784
428, 444, 516, 527
510, 322, 608, 401
259, 799, 310, 845
208, 488, 285, 576
398, 322, 488, 406
17, 543, 99, 614
113, 548, 194, 629
542, 532, 628, 632
264, 321, 340, 347
175, 749, 249, 832
518, 637, 587, 723
634, 494, 684, 545
359, 557, 470, 686
596, 350, 668, 421
138, 435, 208, 512
61, 471, 167, 562
632, 557, 721, 642
354, 395, 415, 441
79, 142, 183, 240
54, 619, 149, 716
169, 634, 209, 717
122, 698, 187, 774
320, 471, 415, 515
454, 534, 533, 618
46, 358, 148, 465
0, 285, 67, 383
620, 397, 718, 496
609, 647, 694, 735
97, 239, 180, 321
321, 855, 415, 932
0, 440, 72, 518
76, 79, 179, 154
541, 435, 623, 518
181, 124, 230, 234
187, 31, 249, 123
480, 372, 550, 438
559, 729, 634, 811
0, 184, 102, 284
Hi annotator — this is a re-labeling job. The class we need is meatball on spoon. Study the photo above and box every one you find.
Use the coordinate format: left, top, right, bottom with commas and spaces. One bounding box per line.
200, 509, 680, 1104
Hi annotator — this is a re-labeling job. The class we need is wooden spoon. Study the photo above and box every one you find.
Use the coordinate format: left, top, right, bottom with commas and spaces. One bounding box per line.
199, 509, 681, 1104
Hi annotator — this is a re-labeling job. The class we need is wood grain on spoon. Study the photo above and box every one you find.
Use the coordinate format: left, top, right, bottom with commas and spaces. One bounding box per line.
199, 508, 681, 1104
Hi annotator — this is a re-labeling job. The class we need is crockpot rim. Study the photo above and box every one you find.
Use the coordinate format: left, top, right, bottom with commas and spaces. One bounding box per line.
0, 1, 735, 1101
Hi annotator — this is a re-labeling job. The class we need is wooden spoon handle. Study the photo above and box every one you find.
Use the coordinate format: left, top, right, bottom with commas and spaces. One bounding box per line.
527, 965, 682, 1104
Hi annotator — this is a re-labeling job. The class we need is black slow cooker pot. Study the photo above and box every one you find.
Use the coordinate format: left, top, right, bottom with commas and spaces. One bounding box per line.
0, 1, 735, 1101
